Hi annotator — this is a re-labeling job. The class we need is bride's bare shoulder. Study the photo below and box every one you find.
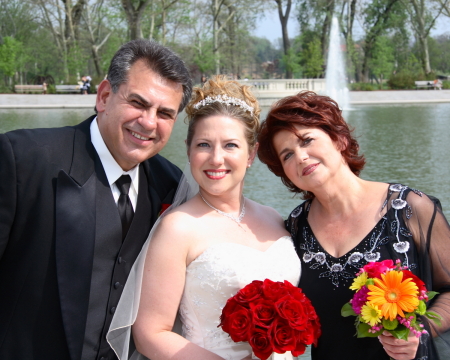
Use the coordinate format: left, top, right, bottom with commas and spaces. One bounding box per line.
154, 197, 205, 236
247, 198, 284, 221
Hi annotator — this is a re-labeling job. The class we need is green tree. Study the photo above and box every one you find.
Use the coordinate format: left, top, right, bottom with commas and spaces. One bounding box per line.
281, 48, 301, 78
361, 0, 406, 82
369, 35, 395, 84
120, 0, 152, 39
429, 34, 450, 74
33, 0, 89, 82
301, 36, 323, 78
193, 38, 216, 75
401, 0, 450, 74
0, 37, 24, 84
297, 0, 334, 65
274, 0, 293, 78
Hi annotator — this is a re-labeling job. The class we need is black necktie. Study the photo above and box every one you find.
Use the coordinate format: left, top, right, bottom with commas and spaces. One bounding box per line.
116, 175, 134, 241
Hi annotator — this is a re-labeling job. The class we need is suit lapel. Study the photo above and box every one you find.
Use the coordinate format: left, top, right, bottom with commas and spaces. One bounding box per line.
142, 159, 165, 226
55, 117, 97, 360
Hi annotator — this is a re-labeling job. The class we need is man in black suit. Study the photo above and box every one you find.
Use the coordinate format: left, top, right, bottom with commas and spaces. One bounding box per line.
0, 39, 192, 360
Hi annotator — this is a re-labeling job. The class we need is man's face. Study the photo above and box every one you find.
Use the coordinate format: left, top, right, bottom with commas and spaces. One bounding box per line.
96, 59, 183, 171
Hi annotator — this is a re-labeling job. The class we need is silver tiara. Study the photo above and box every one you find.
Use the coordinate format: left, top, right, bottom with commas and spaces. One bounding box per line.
193, 94, 254, 115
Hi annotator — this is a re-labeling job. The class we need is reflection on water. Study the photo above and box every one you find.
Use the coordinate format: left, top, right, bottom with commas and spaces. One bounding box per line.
1, 104, 449, 221
346, 104, 450, 220
0, 108, 91, 131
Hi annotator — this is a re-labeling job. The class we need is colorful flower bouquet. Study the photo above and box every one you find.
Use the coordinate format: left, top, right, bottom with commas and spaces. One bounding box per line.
341, 259, 441, 340
219, 279, 321, 360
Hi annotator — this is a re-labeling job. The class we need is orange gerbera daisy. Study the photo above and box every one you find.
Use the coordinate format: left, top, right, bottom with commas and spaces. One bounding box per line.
367, 270, 419, 320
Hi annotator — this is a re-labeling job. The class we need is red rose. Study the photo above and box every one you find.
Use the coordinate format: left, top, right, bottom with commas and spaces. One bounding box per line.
296, 323, 316, 346
249, 328, 273, 360
219, 299, 252, 342
283, 280, 298, 291
402, 270, 427, 292
284, 284, 309, 304
310, 318, 322, 346
362, 260, 395, 278
289, 293, 316, 321
269, 318, 297, 354
292, 342, 306, 357
275, 296, 309, 331
250, 299, 277, 328
235, 280, 263, 306
262, 279, 289, 301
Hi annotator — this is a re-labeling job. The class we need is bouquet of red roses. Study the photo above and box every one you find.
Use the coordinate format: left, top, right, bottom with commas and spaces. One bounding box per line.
219, 279, 321, 360
341, 259, 441, 340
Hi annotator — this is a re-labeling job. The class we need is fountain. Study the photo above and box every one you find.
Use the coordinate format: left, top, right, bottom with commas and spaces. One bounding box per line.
325, 16, 350, 110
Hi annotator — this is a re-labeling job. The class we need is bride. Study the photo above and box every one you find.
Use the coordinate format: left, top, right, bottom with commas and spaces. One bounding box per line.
107, 76, 301, 360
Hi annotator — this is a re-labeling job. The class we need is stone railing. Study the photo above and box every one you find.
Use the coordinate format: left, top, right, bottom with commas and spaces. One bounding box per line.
238, 79, 326, 97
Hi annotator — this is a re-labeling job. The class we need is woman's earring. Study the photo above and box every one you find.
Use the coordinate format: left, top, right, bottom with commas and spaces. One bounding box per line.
247, 164, 251, 168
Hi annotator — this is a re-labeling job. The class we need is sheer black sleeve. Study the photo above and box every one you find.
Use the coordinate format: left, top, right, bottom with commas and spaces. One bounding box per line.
404, 190, 450, 355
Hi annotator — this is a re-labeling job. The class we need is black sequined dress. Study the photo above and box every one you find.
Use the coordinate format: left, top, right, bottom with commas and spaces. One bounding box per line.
286, 184, 450, 360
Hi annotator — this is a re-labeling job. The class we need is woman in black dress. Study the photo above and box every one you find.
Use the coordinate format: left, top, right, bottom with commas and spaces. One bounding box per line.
257, 91, 450, 360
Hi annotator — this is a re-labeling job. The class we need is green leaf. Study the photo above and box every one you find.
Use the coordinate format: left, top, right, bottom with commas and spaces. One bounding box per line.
417, 301, 426, 315
357, 322, 382, 338
425, 311, 442, 326
427, 291, 439, 301
341, 303, 357, 317
390, 325, 410, 340
382, 318, 399, 330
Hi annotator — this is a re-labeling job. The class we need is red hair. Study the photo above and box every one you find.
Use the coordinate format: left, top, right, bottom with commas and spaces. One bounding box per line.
257, 91, 365, 198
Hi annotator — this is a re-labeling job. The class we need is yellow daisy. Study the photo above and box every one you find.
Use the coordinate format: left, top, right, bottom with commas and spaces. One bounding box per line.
350, 272, 368, 291
361, 302, 382, 326
368, 270, 419, 320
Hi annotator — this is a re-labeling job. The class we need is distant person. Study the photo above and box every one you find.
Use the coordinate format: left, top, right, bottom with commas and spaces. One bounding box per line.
0, 39, 192, 360
80, 76, 91, 94
258, 91, 450, 360
42, 81, 47, 95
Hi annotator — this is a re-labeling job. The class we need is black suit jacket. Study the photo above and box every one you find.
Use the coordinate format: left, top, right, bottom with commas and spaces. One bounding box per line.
0, 117, 182, 360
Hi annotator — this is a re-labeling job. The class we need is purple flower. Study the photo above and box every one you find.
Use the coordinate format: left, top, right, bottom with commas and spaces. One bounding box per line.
351, 286, 369, 315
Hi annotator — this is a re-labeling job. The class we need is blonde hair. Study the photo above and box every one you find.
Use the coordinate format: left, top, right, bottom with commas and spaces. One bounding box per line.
185, 75, 260, 148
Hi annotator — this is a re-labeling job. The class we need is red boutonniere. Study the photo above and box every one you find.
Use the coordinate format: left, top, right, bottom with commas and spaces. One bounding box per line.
158, 203, 171, 217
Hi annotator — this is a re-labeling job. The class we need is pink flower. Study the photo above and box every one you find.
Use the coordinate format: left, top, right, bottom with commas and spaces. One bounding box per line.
362, 260, 395, 279
351, 286, 369, 315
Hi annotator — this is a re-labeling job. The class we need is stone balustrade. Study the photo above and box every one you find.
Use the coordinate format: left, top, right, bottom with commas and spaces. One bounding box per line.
237, 78, 326, 106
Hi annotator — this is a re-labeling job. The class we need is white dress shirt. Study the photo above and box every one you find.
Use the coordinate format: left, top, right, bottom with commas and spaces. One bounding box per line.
90, 118, 139, 211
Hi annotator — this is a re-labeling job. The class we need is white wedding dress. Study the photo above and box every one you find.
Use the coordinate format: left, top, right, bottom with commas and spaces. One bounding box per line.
107, 168, 301, 360
179, 235, 301, 360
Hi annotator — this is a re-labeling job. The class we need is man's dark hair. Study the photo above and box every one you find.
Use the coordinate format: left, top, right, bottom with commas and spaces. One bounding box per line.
107, 39, 192, 112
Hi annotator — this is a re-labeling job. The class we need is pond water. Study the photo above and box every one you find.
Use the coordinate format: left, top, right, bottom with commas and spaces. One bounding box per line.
1, 103, 450, 359
0, 104, 450, 218
1, 104, 449, 219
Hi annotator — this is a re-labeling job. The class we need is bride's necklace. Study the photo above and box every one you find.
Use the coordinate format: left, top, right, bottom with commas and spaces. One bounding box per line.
199, 193, 246, 223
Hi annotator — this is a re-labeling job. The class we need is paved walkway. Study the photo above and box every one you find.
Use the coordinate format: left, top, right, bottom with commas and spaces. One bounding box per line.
0, 94, 97, 108
0, 90, 449, 108
350, 89, 450, 104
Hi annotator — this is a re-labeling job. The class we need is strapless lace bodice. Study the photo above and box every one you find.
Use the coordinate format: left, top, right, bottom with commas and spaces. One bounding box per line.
179, 236, 301, 360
